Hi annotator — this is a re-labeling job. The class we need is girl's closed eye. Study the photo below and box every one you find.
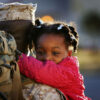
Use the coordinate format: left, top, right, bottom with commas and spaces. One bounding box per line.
52, 51, 60, 56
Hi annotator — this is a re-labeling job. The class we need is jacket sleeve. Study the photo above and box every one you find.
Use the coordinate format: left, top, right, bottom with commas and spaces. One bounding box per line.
18, 54, 77, 88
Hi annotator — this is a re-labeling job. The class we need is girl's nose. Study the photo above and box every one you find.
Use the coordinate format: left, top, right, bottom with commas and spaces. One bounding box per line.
44, 54, 52, 61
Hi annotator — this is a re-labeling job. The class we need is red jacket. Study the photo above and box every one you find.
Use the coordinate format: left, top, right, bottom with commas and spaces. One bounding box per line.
18, 54, 91, 100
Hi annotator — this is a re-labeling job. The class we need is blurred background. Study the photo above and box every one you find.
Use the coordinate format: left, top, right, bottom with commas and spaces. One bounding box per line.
0, 0, 100, 100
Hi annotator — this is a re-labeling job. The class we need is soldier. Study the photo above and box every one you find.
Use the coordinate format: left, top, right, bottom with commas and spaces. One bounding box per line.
0, 2, 66, 100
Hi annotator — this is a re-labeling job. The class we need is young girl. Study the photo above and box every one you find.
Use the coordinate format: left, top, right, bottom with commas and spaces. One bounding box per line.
18, 19, 91, 100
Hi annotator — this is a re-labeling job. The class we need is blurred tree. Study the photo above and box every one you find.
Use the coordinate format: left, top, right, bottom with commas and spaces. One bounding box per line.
81, 11, 100, 36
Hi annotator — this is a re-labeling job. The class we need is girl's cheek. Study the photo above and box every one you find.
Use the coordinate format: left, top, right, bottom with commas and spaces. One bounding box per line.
53, 57, 62, 64
55, 54, 67, 63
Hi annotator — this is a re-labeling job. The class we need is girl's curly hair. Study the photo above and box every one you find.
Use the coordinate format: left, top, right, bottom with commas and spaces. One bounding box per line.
27, 19, 79, 53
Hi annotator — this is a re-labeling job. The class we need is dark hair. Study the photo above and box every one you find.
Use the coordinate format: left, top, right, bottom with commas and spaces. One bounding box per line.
27, 19, 79, 53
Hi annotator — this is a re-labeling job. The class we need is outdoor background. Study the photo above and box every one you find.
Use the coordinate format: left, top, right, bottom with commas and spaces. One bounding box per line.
1, 0, 100, 100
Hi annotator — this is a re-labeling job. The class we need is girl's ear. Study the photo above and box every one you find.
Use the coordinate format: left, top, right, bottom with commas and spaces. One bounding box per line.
68, 50, 72, 56
67, 46, 73, 56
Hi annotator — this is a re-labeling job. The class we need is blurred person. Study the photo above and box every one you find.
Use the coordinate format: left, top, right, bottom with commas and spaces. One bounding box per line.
18, 19, 91, 100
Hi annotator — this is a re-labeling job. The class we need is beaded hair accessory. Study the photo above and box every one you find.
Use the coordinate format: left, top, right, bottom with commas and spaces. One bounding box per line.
68, 46, 74, 51
57, 24, 64, 30
36, 19, 44, 28
71, 35, 75, 40
37, 25, 41, 28
68, 35, 76, 51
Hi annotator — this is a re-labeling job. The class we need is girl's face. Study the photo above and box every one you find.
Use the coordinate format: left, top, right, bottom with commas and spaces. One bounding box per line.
36, 33, 69, 64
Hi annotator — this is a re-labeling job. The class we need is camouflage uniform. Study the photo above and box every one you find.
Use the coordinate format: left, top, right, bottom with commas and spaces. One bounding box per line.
22, 82, 66, 100
0, 31, 23, 100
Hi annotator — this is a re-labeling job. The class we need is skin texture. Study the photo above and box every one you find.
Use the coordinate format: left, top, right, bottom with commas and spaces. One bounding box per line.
36, 33, 69, 64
